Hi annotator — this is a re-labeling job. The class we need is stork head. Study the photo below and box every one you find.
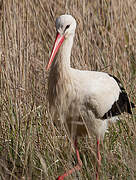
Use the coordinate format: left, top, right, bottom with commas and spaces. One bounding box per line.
46, 15, 76, 70
56, 15, 77, 38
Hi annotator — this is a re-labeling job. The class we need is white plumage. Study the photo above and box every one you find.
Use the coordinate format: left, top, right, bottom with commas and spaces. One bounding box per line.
46, 14, 135, 180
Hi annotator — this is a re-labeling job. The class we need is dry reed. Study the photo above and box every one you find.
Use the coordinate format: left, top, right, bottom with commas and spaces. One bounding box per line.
0, 0, 135, 179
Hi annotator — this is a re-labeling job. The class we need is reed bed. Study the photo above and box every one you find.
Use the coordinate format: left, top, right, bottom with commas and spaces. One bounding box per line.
0, 0, 135, 179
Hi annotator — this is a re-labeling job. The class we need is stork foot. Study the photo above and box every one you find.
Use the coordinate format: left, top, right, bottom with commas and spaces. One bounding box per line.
56, 139, 82, 180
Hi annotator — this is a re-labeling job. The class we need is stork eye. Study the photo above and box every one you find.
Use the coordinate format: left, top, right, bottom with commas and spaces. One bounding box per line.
65, 25, 70, 31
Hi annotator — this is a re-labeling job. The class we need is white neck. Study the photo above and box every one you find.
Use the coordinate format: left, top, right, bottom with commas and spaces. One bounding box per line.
51, 35, 74, 72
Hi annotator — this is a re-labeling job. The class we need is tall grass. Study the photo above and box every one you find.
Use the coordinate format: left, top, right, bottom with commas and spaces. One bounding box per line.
0, 0, 135, 179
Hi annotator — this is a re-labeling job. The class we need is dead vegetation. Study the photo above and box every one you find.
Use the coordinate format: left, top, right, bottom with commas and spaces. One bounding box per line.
0, 0, 135, 179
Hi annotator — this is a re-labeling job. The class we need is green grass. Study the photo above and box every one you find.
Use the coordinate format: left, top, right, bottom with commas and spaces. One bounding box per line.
0, 0, 136, 179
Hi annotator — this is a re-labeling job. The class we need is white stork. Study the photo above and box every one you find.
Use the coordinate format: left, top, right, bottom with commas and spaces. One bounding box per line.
46, 15, 135, 180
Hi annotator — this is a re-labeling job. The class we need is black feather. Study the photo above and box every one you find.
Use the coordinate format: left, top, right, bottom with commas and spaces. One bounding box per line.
102, 74, 135, 119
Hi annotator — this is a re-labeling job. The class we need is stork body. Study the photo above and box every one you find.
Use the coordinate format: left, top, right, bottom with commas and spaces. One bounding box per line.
49, 67, 120, 138
46, 15, 135, 180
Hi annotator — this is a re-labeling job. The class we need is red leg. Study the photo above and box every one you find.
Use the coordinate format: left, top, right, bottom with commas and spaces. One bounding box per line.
96, 138, 101, 180
57, 139, 82, 180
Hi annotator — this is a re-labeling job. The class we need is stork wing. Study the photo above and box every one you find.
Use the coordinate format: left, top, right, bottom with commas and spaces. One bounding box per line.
78, 71, 134, 119
102, 75, 135, 119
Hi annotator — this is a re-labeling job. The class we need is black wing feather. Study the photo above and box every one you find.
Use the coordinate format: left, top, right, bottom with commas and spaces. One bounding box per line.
102, 74, 135, 119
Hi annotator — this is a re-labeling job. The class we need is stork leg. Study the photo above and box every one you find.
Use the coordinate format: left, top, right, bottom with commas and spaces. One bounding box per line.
57, 139, 82, 180
96, 138, 101, 180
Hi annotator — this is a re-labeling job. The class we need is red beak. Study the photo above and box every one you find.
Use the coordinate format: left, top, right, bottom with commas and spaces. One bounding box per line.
46, 33, 65, 70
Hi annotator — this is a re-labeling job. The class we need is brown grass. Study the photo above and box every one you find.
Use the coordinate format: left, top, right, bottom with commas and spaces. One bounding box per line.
0, 0, 136, 179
